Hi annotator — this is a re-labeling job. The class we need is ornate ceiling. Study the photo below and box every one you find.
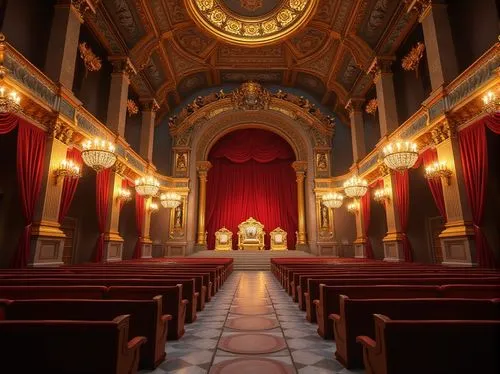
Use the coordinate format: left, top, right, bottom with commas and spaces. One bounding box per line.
85, 0, 417, 122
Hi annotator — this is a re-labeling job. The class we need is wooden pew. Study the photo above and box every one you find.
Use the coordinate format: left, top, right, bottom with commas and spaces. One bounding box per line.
1, 297, 172, 369
330, 296, 500, 368
0, 315, 146, 374
356, 315, 500, 374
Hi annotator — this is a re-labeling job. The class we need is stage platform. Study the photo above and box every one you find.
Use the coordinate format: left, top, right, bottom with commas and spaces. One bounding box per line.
189, 250, 314, 270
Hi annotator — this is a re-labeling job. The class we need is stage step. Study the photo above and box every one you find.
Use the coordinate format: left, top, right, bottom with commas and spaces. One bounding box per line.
189, 250, 314, 270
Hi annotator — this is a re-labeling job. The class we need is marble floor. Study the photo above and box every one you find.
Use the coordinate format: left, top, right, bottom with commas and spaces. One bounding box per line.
141, 271, 365, 374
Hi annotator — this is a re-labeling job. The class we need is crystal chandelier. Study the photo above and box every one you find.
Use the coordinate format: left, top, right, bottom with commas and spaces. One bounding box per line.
322, 192, 344, 209
424, 161, 452, 185
343, 175, 368, 198
347, 200, 360, 214
81, 138, 117, 171
382, 141, 418, 172
373, 187, 391, 203
160, 192, 182, 209
482, 90, 499, 115
0, 86, 21, 114
117, 188, 132, 203
135, 175, 160, 197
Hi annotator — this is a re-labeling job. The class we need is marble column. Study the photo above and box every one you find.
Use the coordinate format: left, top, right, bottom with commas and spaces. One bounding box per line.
431, 120, 476, 265
369, 57, 399, 138
409, 0, 459, 90
106, 57, 136, 137
29, 119, 72, 266
379, 165, 406, 261
353, 206, 368, 258
292, 161, 308, 249
136, 196, 153, 258
196, 161, 212, 248
345, 98, 367, 163
139, 99, 159, 164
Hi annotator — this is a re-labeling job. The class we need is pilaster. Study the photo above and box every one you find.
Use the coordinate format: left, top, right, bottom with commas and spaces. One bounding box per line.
369, 57, 399, 137
346, 98, 366, 163
29, 119, 73, 267
431, 119, 476, 266
292, 161, 308, 249
139, 98, 159, 163
136, 196, 153, 259
106, 57, 136, 137
353, 207, 368, 258
102, 168, 125, 262
165, 194, 188, 257
196, 161, 212, 248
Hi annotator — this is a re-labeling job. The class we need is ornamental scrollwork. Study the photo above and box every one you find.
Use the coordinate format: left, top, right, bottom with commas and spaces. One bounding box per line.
49, 120, 74, 145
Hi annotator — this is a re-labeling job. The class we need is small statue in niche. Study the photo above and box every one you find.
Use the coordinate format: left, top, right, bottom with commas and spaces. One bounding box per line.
168, 115, 177, 128
317, 153, 328, 170
321, 203, 329, 228
216, 89, 225, 99
174, 203, 183, 228
176, 153, 187, 170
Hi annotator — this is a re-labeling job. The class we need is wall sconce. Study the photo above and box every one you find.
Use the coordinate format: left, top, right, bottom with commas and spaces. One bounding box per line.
148, 201, 159, 213
424, 161, 453, 185
347, 200, 360, 214
482, 90, 499, 115
373, 187, 391, 204
117, 188, 132, 203
0, 85, 21, 114
54, 159, 81, 185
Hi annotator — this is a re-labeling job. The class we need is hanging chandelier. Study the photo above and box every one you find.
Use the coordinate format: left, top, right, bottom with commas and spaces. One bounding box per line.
81, 138, 117, 171
0, 86, 21, 114
160, 192, 182, 209
382, 140, 418, 172
135, 175, 160, 197
343, 175, 368, 198
322, 192, 344, 209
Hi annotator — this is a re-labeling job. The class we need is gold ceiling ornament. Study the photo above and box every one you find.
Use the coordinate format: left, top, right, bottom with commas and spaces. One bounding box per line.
185, 0, 318, 47
232, 81, 271, 110
402, 42, 425, 77
365, 99, 378, 115
78, 42, 102, 72
127, 99, 139, 116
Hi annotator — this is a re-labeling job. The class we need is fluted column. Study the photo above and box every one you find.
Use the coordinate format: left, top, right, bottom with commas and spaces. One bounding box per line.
106, 57, 136, 137
139, 98, 159, 163
196, 161, 212, 247
369, 57, 399, 137
292, 161, 308, 247
353, 206, 368, 258
346, 98, 366, 163
137, 196, 153, 258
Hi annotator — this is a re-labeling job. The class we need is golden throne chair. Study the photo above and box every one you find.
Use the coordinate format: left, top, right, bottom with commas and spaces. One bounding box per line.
215, 227, 232, 251
270, 227, 287, 250
237, 217, 265, 250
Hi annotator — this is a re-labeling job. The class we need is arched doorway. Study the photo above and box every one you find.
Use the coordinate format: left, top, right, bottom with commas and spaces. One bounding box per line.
205, 128, 298, 250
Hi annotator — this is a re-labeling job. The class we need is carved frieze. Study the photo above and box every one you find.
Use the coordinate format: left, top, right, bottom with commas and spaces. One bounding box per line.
431, 120, 456, 145
49, 120, 74, 145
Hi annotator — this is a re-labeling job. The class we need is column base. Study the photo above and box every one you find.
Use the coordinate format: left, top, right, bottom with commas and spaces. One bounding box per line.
29, 222, 66, 267
317, 242, 342, 257
194, 243, 208, 252
353, 237, 368, 259
295, 243, 310, 252
137, 238, 153, 259
382, 232, 405, 262
164, 241, 187, 257
103, 232, 124, 262
439, 221, 476, 266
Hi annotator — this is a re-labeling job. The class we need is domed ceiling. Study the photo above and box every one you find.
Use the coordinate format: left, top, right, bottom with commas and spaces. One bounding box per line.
85, 0, 418, 123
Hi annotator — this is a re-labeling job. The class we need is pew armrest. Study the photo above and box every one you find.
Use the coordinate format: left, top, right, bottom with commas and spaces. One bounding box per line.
329, 313, 340, 322
356, 335, 376, 348
313, 299, 320, 306
127, 336, 147, 350
161, 314, 173, 322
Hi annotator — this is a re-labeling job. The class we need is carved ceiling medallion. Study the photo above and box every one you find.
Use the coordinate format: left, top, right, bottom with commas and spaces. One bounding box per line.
185, 0, 318, 46
240, 0, 264, 12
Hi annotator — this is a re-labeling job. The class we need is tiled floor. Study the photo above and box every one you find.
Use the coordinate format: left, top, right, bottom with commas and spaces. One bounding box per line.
142, 271, 365, 374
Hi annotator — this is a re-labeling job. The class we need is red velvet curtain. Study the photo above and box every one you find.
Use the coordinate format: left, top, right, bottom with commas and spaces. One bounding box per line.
95, 168, 111, 262
421, 148, 447, 219
458, 113, 500, 268
394, 170, 412, 262
58, 148, 83, 223
206, 129, 298, 250
133, 193, 145, 259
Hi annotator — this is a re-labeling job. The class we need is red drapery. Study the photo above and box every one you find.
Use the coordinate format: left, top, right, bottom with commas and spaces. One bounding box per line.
95, 168, 111, 262
206, 129, 298, 250
133, 193, 145, 259
0, 114, 46, 268
394, 170, 412, 262
421, 148, 447, 219
58, 148, 83, 223
458, 113, 500, 268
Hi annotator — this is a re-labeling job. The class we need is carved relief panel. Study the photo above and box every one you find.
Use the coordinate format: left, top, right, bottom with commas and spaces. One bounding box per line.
314, 148, 330, 177
316, 195, 334, 241
173, 148, 190, 177
169, 195, 188, 240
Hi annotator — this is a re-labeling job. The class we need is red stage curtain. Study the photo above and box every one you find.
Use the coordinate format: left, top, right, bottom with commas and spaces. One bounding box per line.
394, 170, 412, 262
0, 113, 19, 134
458, 114, 500, 268
206, 129, 298, 250
58, 148, 83, 223
95, 168, 111, 262
133, 193, 145, 259
421, 148, 447, 219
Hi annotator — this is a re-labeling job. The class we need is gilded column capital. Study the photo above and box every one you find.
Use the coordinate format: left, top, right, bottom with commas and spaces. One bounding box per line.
139, 98, 160, 112
108, 56, 137, 77
292, 161, 308, 174
431, 119, 456, 145
196, 161, 212, 178
377, 163, 390, 178
48, 119, 74, 145
57, 0, 98, 19
368, 56, 396, 80
405, 0, 433, 22
112, 160, 128, 176
345, 98, 365, 114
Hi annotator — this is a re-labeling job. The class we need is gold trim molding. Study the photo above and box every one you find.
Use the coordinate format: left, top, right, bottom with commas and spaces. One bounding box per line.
185, 0, 318, 47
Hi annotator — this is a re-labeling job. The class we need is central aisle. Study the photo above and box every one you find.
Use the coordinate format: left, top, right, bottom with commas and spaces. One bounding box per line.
146, 271, 364, 374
